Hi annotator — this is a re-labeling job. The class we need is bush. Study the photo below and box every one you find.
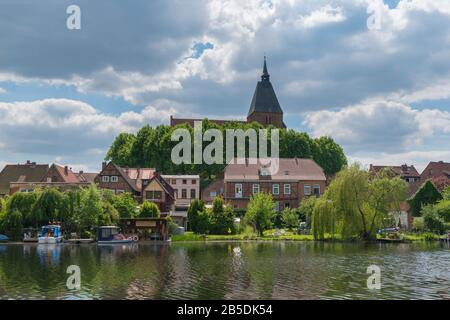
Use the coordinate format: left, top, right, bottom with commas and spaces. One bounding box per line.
187, 199, 206, 233
140, 201, 160, 218
166, 216, 178, 235
281, 208, 299, 230
422, 205, 446, 234
244, 192, 275, 236
412, 217, 424, 232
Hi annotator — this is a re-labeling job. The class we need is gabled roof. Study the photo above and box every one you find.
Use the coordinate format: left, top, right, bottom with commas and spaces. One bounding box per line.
101, 162, 156, 192
76, 172, 98, 183
248, 57, 283, 116
421, 161, 450, 180
50, 164, 81, 183
145, 174, 175, 199
0, 162, 49, 195
224, 158, 326, 181
370, 164, 420, 178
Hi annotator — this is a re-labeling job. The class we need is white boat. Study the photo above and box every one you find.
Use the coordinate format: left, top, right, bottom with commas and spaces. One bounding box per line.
38, 225, 64, 244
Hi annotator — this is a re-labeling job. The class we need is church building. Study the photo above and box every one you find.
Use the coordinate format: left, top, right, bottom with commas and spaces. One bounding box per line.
170, 57, 286, 129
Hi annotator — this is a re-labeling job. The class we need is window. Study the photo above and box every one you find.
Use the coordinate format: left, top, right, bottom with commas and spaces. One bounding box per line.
285, 202, 290, 209
252, 183, 260, 194
284, 184, 291, 195
429, 169, 433, 176
182, 179, 187, 184
174, 189, 178, 198
102, 176, 110, 183
272, 184, 280, 195
304, 184, 311, 196
313, 184, 321, 196
182, 189, 187, 199
171, 179, 177, 184
190, 189, 196, 199
192, 179, 197, 184
111, 176, 119, 183
146, 191, 162, 200
235, 184, 243, 198
210, 191, 217, 197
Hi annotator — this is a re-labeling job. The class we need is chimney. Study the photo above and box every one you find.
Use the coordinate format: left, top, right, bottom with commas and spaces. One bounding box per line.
401, 164, 408, 172
102, 161, 107, 170
79, 170, 84, 175
64, 166, 69, 175
26, 160, 31, 165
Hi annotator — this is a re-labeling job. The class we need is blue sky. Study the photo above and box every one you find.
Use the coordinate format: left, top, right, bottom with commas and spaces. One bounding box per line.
1, 0, 450, 172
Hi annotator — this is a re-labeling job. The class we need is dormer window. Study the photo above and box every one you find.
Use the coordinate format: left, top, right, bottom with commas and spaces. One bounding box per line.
260, 168, 270, 176
102, 176, 110, 183
110, 176, 119, 183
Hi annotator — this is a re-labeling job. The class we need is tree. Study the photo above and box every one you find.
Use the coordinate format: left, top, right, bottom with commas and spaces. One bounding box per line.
99, 201, 120, 226
1, 209, 23, 240
442, 186, 450, 201
244, 192, 275, 236
422, 205, 446, 234
112, 192, 137, 218
312, 198, 337, 240
209, 197, 235, 235
31, 188, 64, 225
140, 201, 160, 218
408, 180, 442, 217
6, 191, 38, 227
281, 208, 299, 230
298, 196, 317, 228
312, 136, 347, 176
187, 199, 206, 232
312, 164, 408, 240
78, 185, 103, 232
105, 132, 137, 167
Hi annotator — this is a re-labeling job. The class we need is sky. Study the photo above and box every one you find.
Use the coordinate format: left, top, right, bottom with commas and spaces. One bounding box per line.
1, 0, 450, 173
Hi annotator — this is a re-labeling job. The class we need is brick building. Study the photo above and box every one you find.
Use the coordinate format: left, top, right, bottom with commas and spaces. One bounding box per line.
223, 158, 326, 211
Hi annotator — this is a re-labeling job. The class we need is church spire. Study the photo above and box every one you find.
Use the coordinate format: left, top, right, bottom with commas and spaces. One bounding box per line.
262, 55, 270, 81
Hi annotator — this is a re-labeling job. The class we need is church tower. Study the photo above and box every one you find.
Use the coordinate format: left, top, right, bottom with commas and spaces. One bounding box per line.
247, 57, 286, 128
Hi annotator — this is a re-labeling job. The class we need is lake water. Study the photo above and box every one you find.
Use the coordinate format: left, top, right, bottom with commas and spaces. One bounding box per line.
0, 241, 448, 300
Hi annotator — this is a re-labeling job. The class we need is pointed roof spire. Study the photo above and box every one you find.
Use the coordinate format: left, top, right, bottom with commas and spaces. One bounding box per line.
262, 55, 270, 81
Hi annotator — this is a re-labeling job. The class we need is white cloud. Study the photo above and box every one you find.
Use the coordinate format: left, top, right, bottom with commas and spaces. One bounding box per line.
0, 99, 174, 157
0, 87, 5, 94
274, 5, 346, 29
304, 99, 450, 152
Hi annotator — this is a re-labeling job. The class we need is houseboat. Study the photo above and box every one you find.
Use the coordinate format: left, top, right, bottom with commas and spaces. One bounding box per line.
0, 234, 8, 242
38, 225, 64, 244
97, 226, 134, 244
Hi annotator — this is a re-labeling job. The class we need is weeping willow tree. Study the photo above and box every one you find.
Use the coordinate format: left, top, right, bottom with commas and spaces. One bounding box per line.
312, 164, 408, 241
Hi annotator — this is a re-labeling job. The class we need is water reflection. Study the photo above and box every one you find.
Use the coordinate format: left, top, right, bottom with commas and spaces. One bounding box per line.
0, 242, 448, 300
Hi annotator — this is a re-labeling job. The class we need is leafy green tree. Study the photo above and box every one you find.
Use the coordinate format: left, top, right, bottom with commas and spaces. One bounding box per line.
106, 123, 347, 177
422, 205, 446, 234
441, 186, 450, 201
281, 208, 299, 230
209, 197, 235, 235
187, 199, 206, 232
312, 164, 408, 240
105, 133, 137, 167
112, 192, 137, 218
1, 209, 23, 240
78, 185, 103, 232
99, 201, 120, 226
298, 196, 317, 227
408, 180, 442, 217
312, 136, 347, 176
312, 198, 337, 240
245, 192, 275, 236
6, 191, 38, 227
140, 201, 160, 218
31, 188, 64, 225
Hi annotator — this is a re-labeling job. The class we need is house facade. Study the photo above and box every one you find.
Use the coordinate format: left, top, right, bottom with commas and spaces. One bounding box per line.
224, 158, 326, 211
1, 161, 97, 196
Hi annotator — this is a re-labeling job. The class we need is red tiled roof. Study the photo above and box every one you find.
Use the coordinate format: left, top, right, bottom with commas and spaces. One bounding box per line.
224, 158, 326, 181
0, 162, 49, 195
421, 161, 450, 181
52, 164, 81, 183
370, 164, 420, 178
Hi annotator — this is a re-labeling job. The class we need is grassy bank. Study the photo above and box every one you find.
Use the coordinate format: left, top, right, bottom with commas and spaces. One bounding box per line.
172, 231, 446, 242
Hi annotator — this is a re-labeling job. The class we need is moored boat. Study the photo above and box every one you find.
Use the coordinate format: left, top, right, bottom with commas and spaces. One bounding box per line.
0, 234, 8, 242
38, 225, 64, 244
97, 226, 135, 244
